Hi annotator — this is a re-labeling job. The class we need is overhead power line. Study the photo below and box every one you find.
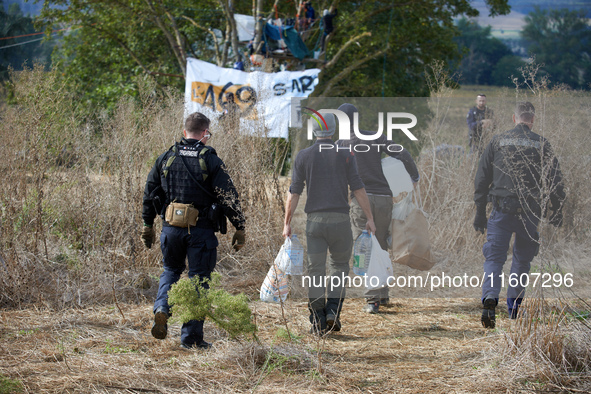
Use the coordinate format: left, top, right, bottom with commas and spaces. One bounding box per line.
0, 26, 72, 41
0, 36, 45, 50
0, 26, 75, 51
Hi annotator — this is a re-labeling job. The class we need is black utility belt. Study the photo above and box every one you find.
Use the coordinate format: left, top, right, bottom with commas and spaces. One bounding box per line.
160, 202, 226, 234
489, 196, 524, 214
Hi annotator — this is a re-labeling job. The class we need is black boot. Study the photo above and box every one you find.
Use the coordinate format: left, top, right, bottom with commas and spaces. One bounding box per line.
309, 307, 327, 335
151, 306, 169, 339
481, 298, 497, 329
325, 298, 344, 332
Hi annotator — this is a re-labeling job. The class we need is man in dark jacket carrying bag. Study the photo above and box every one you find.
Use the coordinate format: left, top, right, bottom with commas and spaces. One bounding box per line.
141, 112, 245, 349
474, 101, 565, 329
337, 103, 420, 314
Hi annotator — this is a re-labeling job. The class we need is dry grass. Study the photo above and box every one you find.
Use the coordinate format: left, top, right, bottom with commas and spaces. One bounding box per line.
1, 62, 591, 392
1, 298, 517, 393
495, 296, 591, 392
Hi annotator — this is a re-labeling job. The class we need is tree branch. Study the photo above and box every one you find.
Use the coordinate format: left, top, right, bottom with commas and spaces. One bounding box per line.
143, 0, 186, 76
252, 0, 264, 55
218, 0, 241, 62
324, 31, 371, 69
221, 21, 230, 66
158, 0, 187, 74
319, 46, 389, 96
265, 0, 281, 21
182, 15, 222, 66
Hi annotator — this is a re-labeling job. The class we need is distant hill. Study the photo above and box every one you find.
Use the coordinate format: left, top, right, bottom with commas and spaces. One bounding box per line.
470, 0, 591, 40
511, 0, 591, 16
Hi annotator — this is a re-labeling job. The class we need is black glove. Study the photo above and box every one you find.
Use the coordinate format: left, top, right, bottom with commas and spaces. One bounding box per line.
232, 229, 245, 251
141, 225, 155, 249
549, 209, 563, 227
473, 204, 487, 234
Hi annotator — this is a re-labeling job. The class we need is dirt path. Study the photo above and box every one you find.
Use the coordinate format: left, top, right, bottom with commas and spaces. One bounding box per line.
0, 298, 512, 393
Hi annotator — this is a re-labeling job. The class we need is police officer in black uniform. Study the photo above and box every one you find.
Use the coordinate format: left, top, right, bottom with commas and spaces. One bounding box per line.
141, 112, 245, 349
474, 101, 565, 329
467, 94, 494, 154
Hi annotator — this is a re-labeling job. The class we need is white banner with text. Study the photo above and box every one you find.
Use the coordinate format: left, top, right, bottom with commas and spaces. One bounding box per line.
185, 58, 320, 138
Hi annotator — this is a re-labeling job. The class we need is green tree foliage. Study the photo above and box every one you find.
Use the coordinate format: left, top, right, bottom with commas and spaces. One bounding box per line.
491, 54, 526, 86
452, 17, 523, 86
0, 1, 54, 80
40, 0, 230, 110
168, 272, 257, 339
522, 7, 591, 89
306, 0, 510, 97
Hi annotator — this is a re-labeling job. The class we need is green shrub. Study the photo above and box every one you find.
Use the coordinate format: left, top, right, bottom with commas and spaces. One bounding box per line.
168, 272, 257, 339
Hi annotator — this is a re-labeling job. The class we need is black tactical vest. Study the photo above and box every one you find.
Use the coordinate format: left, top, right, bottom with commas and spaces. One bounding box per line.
491, 126, 545, 215
160, 143, 214, 211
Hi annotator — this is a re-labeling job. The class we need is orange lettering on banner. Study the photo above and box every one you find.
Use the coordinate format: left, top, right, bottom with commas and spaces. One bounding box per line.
191, 82, 258, 116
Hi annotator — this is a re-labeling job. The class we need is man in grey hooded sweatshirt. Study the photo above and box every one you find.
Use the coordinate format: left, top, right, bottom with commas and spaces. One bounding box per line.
337, 103, 420, 313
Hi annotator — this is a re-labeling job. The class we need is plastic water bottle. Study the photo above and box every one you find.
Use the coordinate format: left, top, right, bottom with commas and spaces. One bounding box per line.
353, 230, 372, 276
286, 234, 304, 275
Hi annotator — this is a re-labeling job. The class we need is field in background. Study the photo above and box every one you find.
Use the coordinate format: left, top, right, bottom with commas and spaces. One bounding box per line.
1, 64, 591, 392
471, 0, 527, 40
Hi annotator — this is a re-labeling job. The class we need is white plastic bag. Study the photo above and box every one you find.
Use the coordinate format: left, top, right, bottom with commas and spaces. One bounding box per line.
382, 156, 414, 198
260, 241, 291, 303
260, 263, 289, 303
391, 191, 416, 221
274, 239, 292, 272
365, 234, 393, 290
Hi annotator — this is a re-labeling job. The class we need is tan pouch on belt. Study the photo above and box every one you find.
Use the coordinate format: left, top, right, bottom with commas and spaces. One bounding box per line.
165, 202, 200, 228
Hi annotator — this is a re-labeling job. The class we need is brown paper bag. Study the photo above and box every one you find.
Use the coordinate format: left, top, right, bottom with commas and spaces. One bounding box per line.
390, 209, 434, 271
